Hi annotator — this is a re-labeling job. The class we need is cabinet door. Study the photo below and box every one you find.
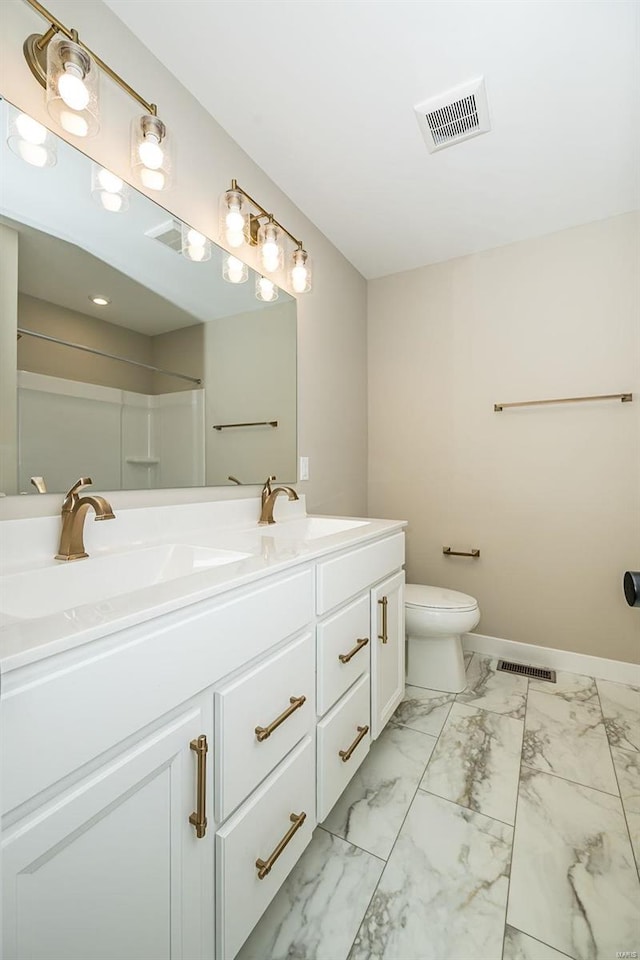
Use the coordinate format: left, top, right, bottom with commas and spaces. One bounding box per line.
370, 571, 405, 739
2, 700, 214, 960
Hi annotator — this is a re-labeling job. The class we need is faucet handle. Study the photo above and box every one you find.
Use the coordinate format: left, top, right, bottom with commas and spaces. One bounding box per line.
67, 476, 93, 496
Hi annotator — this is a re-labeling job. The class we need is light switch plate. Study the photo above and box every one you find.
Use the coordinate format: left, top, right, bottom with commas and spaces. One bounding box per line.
299, 457, 309, 481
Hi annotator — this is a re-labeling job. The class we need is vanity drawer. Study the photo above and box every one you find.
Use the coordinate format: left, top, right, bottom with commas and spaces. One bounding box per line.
215, 632, 315, 821
317, 673, 370, 822
317, 594, 370, 715
316, 532, 405, 614
216, 735, 315, 960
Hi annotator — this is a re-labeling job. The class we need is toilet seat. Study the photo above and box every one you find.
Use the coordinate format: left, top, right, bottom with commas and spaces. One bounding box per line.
405, 583, 478, 613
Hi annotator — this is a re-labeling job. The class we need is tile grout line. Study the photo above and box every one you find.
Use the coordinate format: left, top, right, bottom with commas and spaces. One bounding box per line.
315, 823, 386, 863
519, 763, 621, 800
343, 692, 457, 959
594, 678, 640, 882
501, 675, 529, 960
415, 785, 516, 829
506, 925, 575, 960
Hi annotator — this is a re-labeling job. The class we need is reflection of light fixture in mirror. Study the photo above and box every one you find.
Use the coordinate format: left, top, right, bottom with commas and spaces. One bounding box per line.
222, 254, 248, 284
220, 187, 247, 248
290, 247, 312, 294
89, 295, 110, 306
258, 219, 283, 274
46, 33, 99, 138
131, 114, 172, 191
182, 224, 212, 262
91, 163, 129, 213
256, 276, 278, 303
6, 106, 57, 167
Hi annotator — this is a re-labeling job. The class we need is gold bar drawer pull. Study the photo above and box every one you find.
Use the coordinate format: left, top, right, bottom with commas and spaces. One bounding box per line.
339, 724, 369, 763
188, 735, 208, 839
378, 596, 388, 644
256, 811, 307, 879
255, 695, 306, 742
338, 637, 369, 664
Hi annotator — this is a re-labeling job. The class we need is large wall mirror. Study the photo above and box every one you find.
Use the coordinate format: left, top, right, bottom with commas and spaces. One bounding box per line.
0, 98, 297, 497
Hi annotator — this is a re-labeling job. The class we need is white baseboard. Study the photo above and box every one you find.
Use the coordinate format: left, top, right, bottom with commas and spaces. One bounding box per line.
463, 632, 640, 687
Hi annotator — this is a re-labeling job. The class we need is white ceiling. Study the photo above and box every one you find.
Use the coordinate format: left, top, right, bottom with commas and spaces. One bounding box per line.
105, 0, 639, 279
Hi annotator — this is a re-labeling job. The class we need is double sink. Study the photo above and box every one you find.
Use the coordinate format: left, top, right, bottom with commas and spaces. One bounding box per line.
1, 517, 369, 620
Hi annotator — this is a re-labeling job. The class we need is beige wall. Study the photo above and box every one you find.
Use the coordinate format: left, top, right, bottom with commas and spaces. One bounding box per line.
0, 0, 367, 518
0, 224, 18, 495
151, 325, 204, 395
368, 213, 640, 663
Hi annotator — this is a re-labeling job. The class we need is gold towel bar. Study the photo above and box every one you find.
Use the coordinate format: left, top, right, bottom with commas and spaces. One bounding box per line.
494, 393, 632, 412
213, 420, 278, 430
443, 547, 480, 558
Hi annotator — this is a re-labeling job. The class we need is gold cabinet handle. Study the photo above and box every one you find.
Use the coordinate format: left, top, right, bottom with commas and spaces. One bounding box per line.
338, 637, 369, 664
256, 811, 307, 879
255, 695, 306, 743
188, 735, 208, 839
339, 724, 369, 763
378, 596, 388, 644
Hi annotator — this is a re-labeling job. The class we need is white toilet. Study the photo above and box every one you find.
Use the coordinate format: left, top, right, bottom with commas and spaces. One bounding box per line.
405, 584, 481, 693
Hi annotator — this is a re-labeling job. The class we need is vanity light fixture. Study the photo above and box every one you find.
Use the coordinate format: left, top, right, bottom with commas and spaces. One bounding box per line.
91, 163, 130, 213
89, 295, 110, 306
223, 254, 248, 284
22, 0, 172, 187
220, 179, 313, 295
181, 224, 212, 262
6, 105, 57, 167
255, 275, 278, 303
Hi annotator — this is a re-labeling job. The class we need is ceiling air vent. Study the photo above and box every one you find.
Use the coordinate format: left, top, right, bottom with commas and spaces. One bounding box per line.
145, 218, 182, 253
414, 77, 490, 153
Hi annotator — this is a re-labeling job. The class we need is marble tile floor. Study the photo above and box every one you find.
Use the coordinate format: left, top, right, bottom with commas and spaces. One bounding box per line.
237, 656, 640, 960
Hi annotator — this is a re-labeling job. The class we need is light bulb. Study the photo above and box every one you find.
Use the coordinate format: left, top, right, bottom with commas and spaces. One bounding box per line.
257, 276, 277, 301
186, 229, 206, 247
101, 192, 123, 213
59, 110, 89, 137
17, 141, 48, 167
15, 113, 47, 145
226, 229, 245, 249
224, 256, 247, 283
58, 62, 90, 111
261, 242, 280, 273
138, 135, 164, 170
225, 208, 244, 233
186, 244, 206, 262
97, 168, 123, 193
140, 167, 165, 191
291, 264, 308, 293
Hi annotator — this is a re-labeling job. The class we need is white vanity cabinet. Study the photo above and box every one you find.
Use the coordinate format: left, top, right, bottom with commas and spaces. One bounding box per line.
2, 695, 215, 960
1, 519, 405, 960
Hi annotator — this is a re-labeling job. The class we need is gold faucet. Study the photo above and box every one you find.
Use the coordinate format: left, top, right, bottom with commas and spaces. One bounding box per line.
55, 477, 115, 561
258, 475, 299, 525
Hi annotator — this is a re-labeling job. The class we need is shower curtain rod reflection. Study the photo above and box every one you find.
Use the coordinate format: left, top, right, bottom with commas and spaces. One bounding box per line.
17, 328, 202, 385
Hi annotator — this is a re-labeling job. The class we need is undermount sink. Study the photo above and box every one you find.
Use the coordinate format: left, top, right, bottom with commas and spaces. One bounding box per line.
265, 517, 370, 540
0, 543, 251, 620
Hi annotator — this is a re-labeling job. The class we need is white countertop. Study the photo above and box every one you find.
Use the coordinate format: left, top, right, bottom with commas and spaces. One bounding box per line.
0, 496, 405, 673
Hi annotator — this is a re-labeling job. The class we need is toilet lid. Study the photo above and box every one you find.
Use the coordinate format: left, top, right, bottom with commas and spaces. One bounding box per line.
405, 584, 478, 612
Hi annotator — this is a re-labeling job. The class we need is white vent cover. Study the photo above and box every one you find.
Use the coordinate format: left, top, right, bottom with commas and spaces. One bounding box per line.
145, 218, 182, 252
414, 77, 490, 153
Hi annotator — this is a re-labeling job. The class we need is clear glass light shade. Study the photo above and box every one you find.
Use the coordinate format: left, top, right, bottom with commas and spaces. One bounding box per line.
6, 106, 57, 167
258, 220, 283, 274
255, 275, 278, 303
90, 163, 130, 212
181, 224, 212, 262
222, 254, 248, 284
131, 114, 173, 191
46, 35, 99, 138
219, 189, 248, 249
289, 248, 312, 293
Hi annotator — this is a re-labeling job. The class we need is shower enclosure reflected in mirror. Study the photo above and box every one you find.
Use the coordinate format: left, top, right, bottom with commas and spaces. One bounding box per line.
0, 97, 297, 496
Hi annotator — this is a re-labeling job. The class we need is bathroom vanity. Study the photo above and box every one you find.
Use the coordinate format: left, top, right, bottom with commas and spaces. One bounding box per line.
0, 498, 405, 960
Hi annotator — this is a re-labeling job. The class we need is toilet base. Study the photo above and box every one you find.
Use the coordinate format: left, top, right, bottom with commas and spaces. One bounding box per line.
406, 633, 467, 694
